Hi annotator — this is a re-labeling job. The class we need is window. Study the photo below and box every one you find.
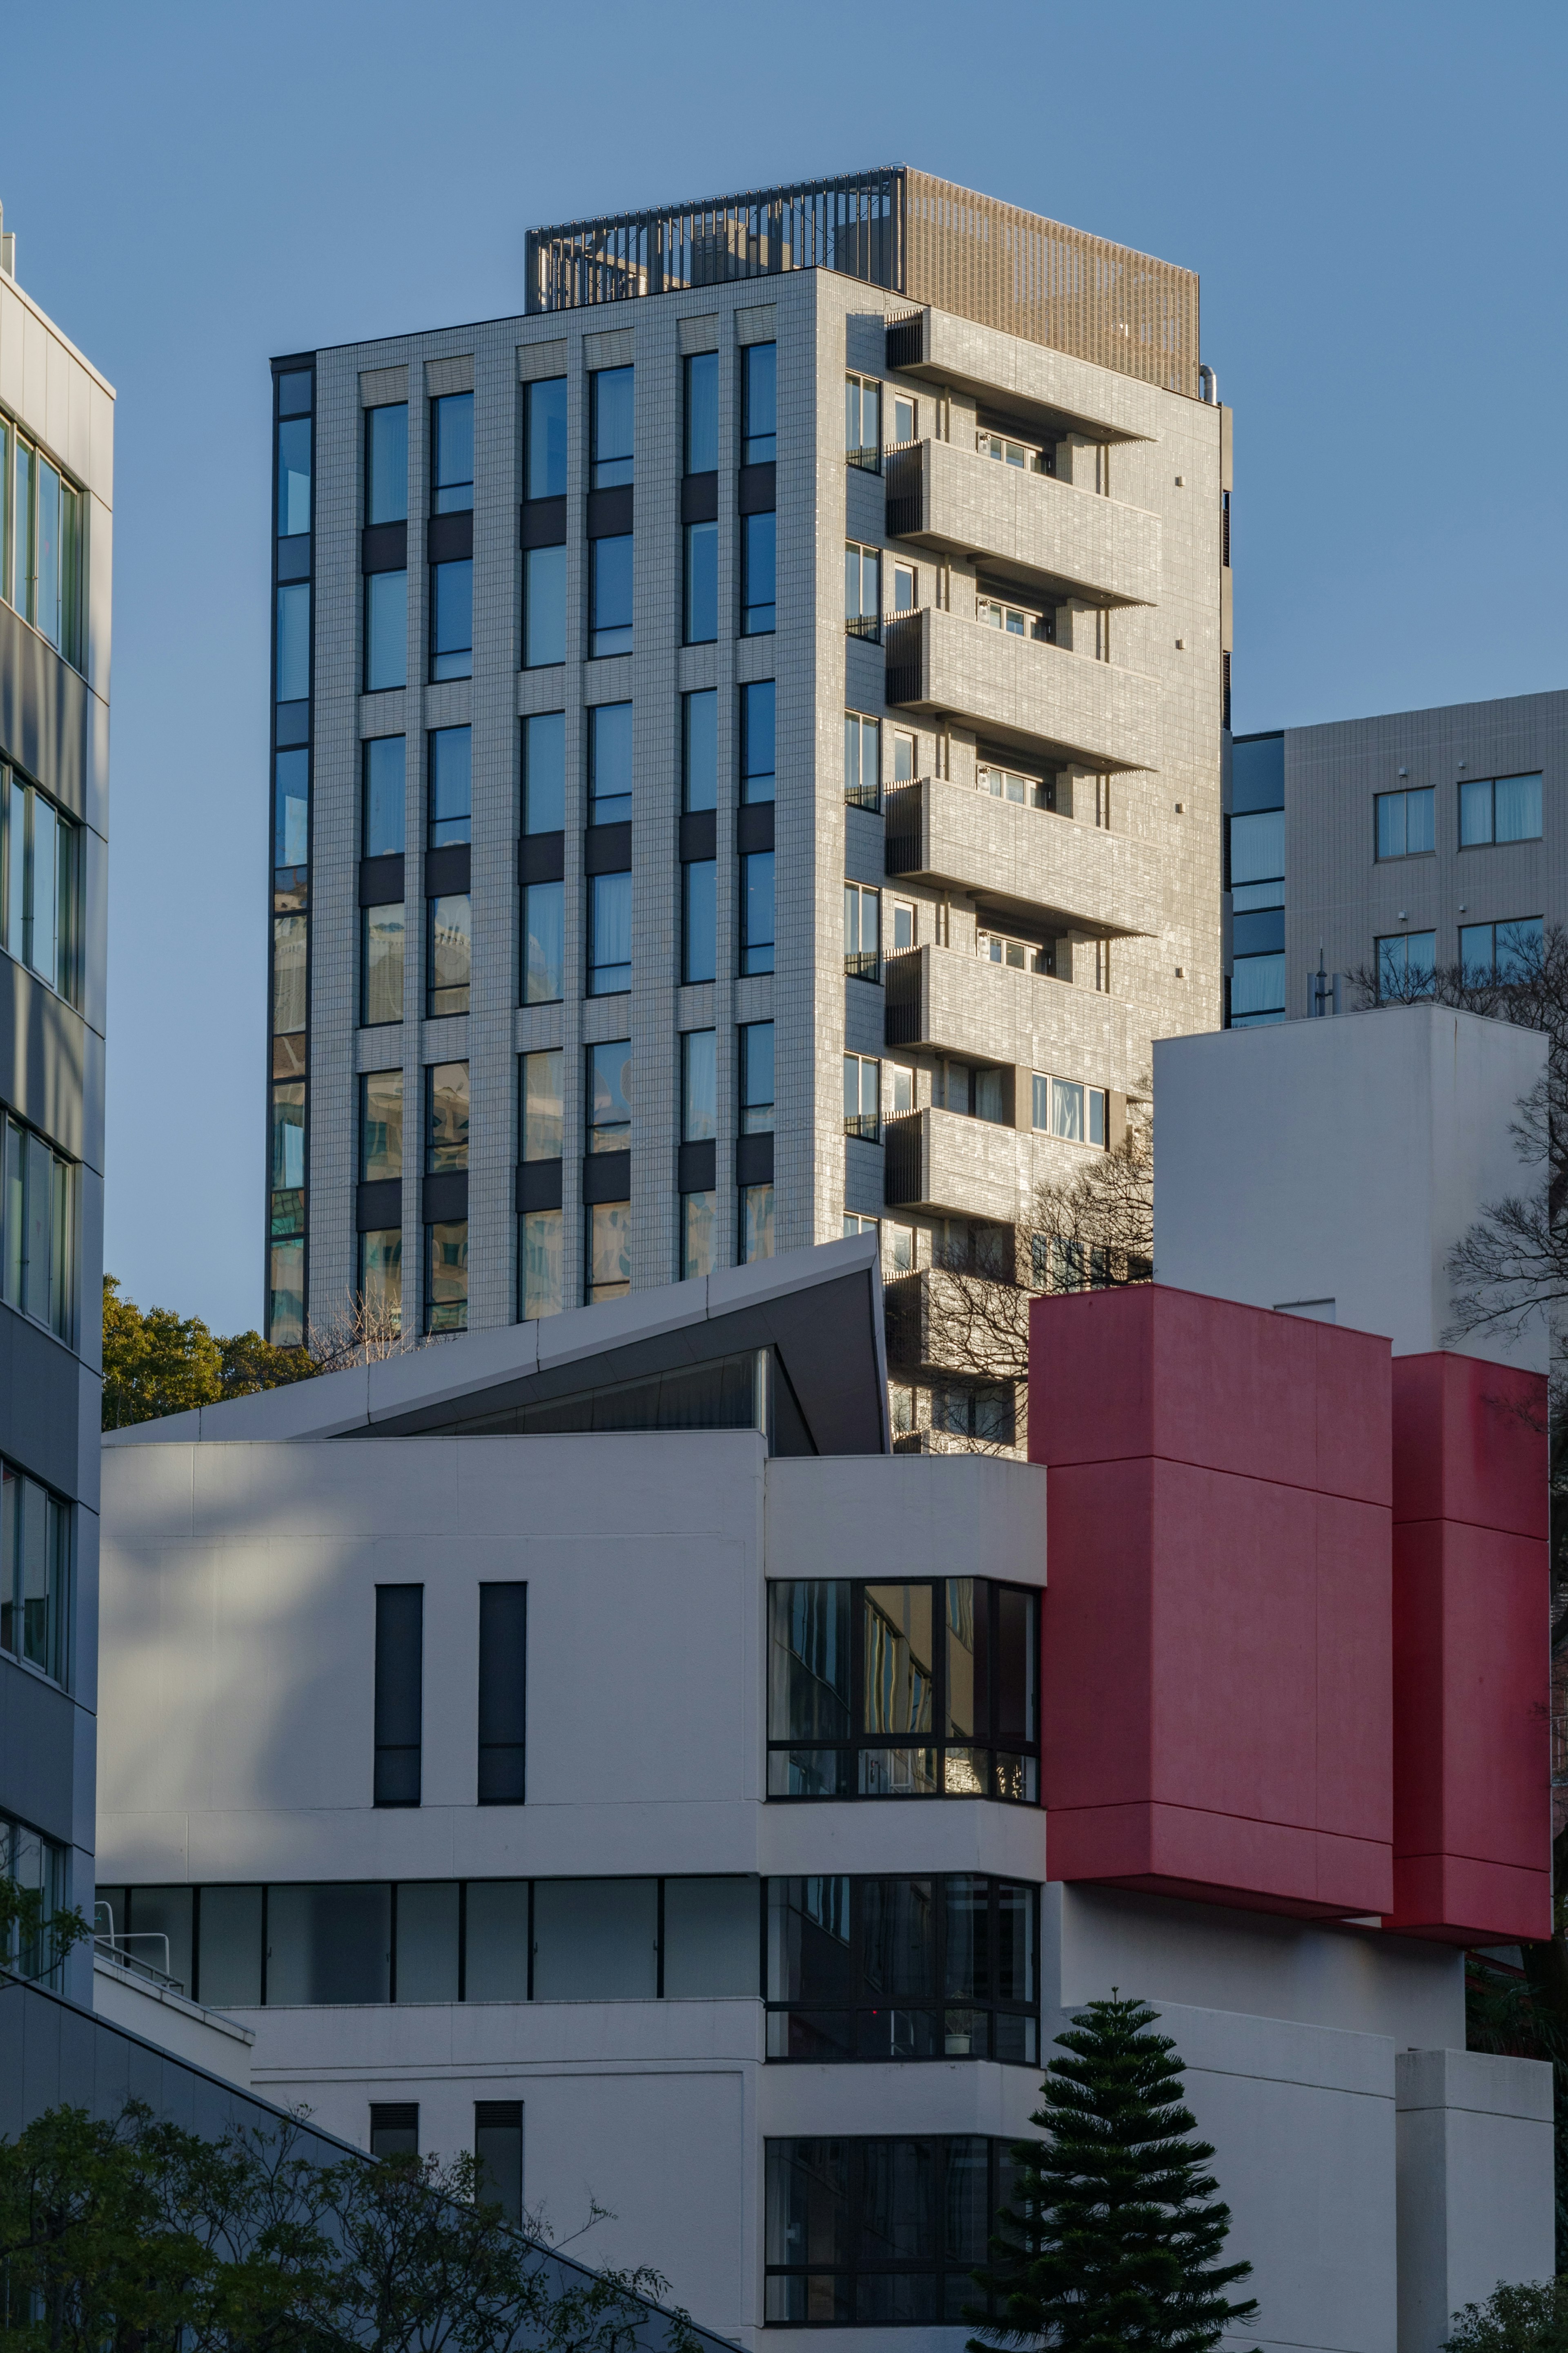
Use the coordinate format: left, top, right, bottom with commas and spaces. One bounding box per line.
365, 404, 408, 525
892, 562, 916, 613
474, 2105, 523, 2223
588, 1042, 632, 1154
275, 581, 310, 702
767, 1577, 1038, 1800
0, 1815, 67, 1985
682, 689, 718, 812
741, 1184, 775, 1265
844, 1055, 880, 1142
743, 344, 776, 465
362, 904, 405, 1026
274, 748, 309, 875
1375, 787, 1435, 860
2, 769, 78, 1001
1229, 795, 1286, 1029
844, 1214, 878, 1239
685, 352, 718, 474
477, 1585, 526, 1806
427, 894, 471, 1016
977, 927, 1049, 974
844, 374, 881, 463
844, 543, 880, 637
979, 761, 1051, 809
426, 1063, 469, 1173
977, 592, 1048, 638
431, 393, 474, 513
682, 1193, 716, 1280
272, 1081, 305, 1197
685, 521, 718, 644
588, 1200, 631, 1303
1031, 1074, 1106, 1146
683, 1030, 717, 1140
1, 1461, 70, 1686
1460, 773, 1542, 847
522, 880, 564, 1004
889, 900, 916, 954
1376, 930, 1437, 996
359, 1231, 401, 1331
1460, 915, 1543, 983
683, 859, 717, 984
590, 366, 634, 488
1229, 808, 1285, 898
589, 702, 633, 824
3, 420, 84, 666
428, 727, 471, 847
844, 714, 880, 811
1230, 954, 1285, 1025
524, 546, 566, 667
976, 427, 1051, 473
270, 1237, 304, 1349
362, 738, 405, 857
844, 883, 880, 980
364, 569, 408, 690
274, 910, 307, 1036
371, 2105, 419, 2159
892, 394, 917, 445
2, 1113, 75, 1341
590, 535, 633, 658
374, 1584, 423, 1808
521, 1210, 563, 1321
430, 558, 473, 680
277, 411, 311, 539
741, 1023, 774, 1133
891, 732, 917, 785
523, 711, 566, 833
931, 1383, 1016, 1444
427, 1220, 468, 1333
766, 1876, 1037, 2065
521, 1050, 563, 1161
888, 1068, 914, 1117
885, 1220, 914, 1273
589, 871, 632, 995
525, 379, 567, 500
765, 2135, 1014, 2324
931, 1063, 1004, 1124
742, 851, 775, 975
742, 681, 775, 802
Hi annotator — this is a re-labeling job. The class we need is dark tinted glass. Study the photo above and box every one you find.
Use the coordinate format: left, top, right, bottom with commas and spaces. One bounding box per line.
590, 702, 633, 821
428, 727, 471, 847
365, 404, 408, 525
432, 393, 474, 511
374, 1586, 423, 1807
743, 343, 777, 463
742, 681, 775, 801
1230, 732, 1284, 814
591, 366, 634, 486
684, 689, 717, 810
526, 379, 568, 499
477, 1585, 526, 1806
685, 352, 718, 473
362, 738, 405, 857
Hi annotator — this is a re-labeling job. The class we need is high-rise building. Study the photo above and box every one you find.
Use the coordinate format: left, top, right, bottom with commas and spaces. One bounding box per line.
1225, 687, 1568, 1026
0, 202, 112, 2005
264, 167, 1230, 1447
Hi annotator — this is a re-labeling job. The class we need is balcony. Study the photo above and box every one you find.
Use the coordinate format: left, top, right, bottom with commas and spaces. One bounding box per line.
885, 439, 1158, 609
883, 941, 1146, 1066
884, 774, 1156, 940
884, 606, 1158, 774
883, 1104, 1104, 1223
885, 1263, 1027, 1377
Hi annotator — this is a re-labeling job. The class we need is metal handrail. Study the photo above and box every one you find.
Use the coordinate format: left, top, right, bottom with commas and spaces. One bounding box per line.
844, 779, 882, 812
844, 1112, 882, 1143
846, 445, 881, 474
844, 950, 882, 983
845, 613, 881, 642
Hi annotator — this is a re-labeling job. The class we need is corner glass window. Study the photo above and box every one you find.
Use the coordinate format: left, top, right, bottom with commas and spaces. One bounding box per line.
275, 582, 310, 703
431, 392, 474, 513
365, 404, 409, 526
590, 366, 634, 488
765, 2135, 1012, 2324
525, 379, 567, 501
766, 1578, 1039, 1801
276, 415, 312, 538
274, 749, 309, 877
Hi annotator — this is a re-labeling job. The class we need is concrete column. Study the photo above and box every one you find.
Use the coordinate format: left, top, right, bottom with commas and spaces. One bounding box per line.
1396, 2047, 1554, 2353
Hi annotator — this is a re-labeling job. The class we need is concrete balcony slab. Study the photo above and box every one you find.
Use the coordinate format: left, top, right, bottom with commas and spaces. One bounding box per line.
889, 439, 1159, 608
884, 942, 1145, 1072
884, 774, 1155, 938
886, 605, 1158, 774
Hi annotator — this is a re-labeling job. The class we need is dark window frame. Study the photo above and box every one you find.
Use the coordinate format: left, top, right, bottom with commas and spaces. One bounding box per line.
764, 2134, 1015, 2327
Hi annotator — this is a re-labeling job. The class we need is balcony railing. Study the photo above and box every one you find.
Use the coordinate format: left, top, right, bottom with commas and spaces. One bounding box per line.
844, 949, 882, 983
845, 776, 882, 813
846, 444, 882, 474
844, 1111, 882, 1143
845, 613, 881, 643
884, 442, 923, 538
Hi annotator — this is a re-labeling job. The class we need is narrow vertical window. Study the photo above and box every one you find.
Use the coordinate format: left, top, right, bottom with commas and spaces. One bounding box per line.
590, 535, 633, 657
588, 871, 632, 995
373, 1585, 423, 1807
430, 559, 473, 680
684, 522, 717, 645
275, 749, 310, 874
525, 380, 567, 500
276, 414, 312, 540
427, 1220, 468, 1333
362, 738, 405, 857
522, 881, 564, 1004
427, 895, 471, 1017
683, 1030, 717, 1141
477, 1584, 526, 1805
431, 393, 474, 513
682, 859, 717, 984
524, 546, 566, 667
589, 703, 633, 824
521, 1050, 564, 1162
474, 2104, 523, 2222
590, 366, 634, 487
741, 1023, 775, 1132
523, 712, 566, 833
684, 689, 718, 810
275, 582, 310, 703
428, 727, 472, 847
361, 906, 405, 1026
743, 344, 777, 465
521, 1210, 563, 1322
742, 682, 775, 802
741, 852, 775, 975
365, 404, 409, 525
588, 1041, 633, 1154
364, 569, 408, 690
684, 352, 718, 474
741, 512, 775, 635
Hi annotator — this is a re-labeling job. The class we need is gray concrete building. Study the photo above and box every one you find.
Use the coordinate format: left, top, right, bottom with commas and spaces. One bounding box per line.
1226, 688, 1568, 1026
0, 201, 112, 2003
266, 166, 1230, 1447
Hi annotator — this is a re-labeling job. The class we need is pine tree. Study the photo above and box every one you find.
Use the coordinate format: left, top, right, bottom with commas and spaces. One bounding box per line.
969, 1992, 1259, 2353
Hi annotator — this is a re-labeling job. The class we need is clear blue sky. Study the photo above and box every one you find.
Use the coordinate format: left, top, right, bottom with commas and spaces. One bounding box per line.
5, 0, 1565, 1331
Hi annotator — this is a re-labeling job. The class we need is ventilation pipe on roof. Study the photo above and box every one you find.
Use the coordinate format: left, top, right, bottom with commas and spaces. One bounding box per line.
1198, 363, 1217, 405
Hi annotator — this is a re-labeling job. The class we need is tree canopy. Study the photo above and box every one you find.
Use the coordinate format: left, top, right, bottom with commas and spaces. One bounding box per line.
101, 1276, 319, 1430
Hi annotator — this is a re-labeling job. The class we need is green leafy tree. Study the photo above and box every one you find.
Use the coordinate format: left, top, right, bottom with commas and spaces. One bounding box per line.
0, 1873, 91, 1991
101, 1276, 318, 1430
1444, 2279, 1568, 2353
0, 2100, 703, 2353
969, 1993, 1258, 2353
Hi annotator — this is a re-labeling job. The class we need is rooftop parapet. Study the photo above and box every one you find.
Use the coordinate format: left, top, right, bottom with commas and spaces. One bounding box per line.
526, 165, 1201, 398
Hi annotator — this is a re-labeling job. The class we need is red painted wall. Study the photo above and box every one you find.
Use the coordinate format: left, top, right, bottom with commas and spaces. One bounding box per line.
1386, 1353, 1550, 1943
1032, 1286, 1395, 1918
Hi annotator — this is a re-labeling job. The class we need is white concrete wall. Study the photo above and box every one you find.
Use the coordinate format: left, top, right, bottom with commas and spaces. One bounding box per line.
92, 1956, 254, 2086
1396, 2048, 1555, 2353
1153, 1006, 1548, 1367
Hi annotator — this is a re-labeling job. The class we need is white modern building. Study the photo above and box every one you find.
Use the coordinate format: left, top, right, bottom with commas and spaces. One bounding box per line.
102, 1009, 1555, 2353
263, 165, 1230, 1451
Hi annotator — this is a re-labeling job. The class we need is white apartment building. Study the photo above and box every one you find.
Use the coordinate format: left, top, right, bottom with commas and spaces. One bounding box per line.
264, 167, 1228, 1447
105, 1011, 1555, 2353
